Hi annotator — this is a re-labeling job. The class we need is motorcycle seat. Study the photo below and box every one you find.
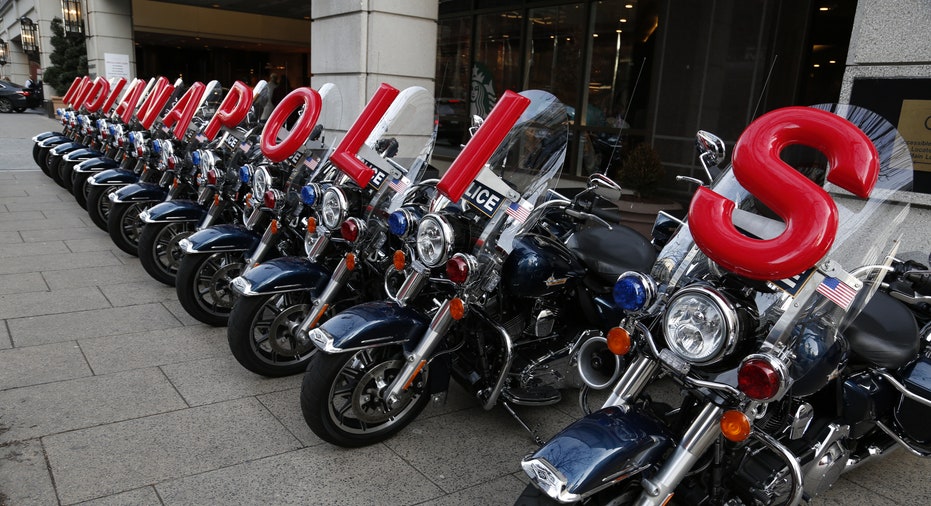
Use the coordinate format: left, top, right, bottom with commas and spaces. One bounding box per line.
568, 225, 657, 285
846, 290, 919, 369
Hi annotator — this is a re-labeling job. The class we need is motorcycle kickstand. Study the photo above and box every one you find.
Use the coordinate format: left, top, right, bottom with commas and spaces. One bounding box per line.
502, 402, 546, 446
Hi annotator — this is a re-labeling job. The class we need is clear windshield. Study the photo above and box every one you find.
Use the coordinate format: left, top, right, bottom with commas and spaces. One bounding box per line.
654, 104, 915, 342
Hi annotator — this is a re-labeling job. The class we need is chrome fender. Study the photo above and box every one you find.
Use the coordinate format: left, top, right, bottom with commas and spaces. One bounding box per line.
311, 301, 429, 353
142, 200, 206, 224
111, 182, 167, 203
521, 406, 672, 502
233, 257, 331, 296
181, 224, 259, 254
87, 168, 137, 186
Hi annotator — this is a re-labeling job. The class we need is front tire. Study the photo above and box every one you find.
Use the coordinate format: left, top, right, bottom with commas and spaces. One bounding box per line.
137, 221, 196, 285
228, 292, 317, 377
107, 201, 151, 256
87, 185, 117, 231
300, 345, 430, 447
176, 251, 244, 326
72, 171, 92, 209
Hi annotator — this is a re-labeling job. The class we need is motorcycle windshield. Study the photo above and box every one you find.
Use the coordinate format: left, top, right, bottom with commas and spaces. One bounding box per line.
301, 82, 343, 174
655, 104, 915, 350
355, 86, 437, 217
461, 89, 568, 253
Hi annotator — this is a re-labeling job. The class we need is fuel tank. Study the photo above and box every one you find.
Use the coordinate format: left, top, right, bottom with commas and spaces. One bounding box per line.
501, 234, 586, 298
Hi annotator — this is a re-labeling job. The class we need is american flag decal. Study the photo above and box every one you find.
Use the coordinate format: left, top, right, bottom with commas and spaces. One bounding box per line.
817, 276, 859, 310
303, 157, 318, 170
505, 199, 532, 223
388, 177, 409, 193
195, 133, 207, 143
240, 141, 251, 152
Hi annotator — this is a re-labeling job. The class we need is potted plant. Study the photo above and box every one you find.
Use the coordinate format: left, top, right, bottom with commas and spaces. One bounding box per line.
614, 142, 681, 237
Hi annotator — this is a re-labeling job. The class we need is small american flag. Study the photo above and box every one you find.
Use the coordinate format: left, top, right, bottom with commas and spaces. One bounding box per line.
196, 133, 207, 143
505, 199, 532, 223
303, 157, 318, 170
388, 177, 409, 193
240, 141, 251, 152
817, 276, 859, 310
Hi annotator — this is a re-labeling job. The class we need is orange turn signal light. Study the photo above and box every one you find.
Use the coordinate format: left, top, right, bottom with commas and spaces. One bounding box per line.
393, 250, 406, 271
213, 194, 220, 206
345, 253, 356, 271
306, 217, 317, 234
270, 219, 279, 235
720, 410, 751, 442
606, 327, 631, 355
449, 297, 465, 320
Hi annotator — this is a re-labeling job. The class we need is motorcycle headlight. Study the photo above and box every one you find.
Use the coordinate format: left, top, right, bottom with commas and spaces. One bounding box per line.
320, 187, 348, 231
252, 166, 271, 195
416, 214, 454, 268
663, 286, 738, 365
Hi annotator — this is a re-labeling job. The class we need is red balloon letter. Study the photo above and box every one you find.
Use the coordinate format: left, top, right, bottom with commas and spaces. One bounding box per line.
161, 82, 206, 140
329, 83, 400, 187
83, 77, 111, 113
438, 90, 530, 201
689, 106, 879, 280
69, 76, 93, 109
62, 76, 85, 105
260, 87, 322, 162
102, 78, 127, 115
136, 77, 174, 130
114, 79, 147, 124
203, 81, 252, 141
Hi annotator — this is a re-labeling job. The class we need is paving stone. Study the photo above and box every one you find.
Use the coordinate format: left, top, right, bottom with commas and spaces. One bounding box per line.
384, 404, 574, 494
79, 325, 228, 375
422, 475, 527, 506
7, 303, 183, 348
1, 195, 73, 212
0, 231, 24, 244
0, 240, 70, 258
256, 387, 323, 447
160, 298, 210, 326
820, 450, 931, 505
72, 487, 163, 506
0, 323, 10, 350
0, 287, 111, 319
0, 211, 37, 222
0, 439, 58, 506
160, 355, 302, 406
155, 444, 442, 506
43, 398, 301, 505
0, 216, 87, 233
64, 237, 123, 253
0, 272, 48, 295
0, 341, 91, 390
42, 263, 152, 290
0, 250, 121, 275
21, 226, 103, 243
99, 280, 177, 307
0, 367, 186, 444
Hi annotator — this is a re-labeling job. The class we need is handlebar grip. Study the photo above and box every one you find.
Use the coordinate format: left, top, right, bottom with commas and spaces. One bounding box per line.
590, 203, 624, 224
906, 272, 931, 296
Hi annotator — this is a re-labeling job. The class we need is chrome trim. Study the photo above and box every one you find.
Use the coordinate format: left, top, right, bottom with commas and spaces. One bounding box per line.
739, 353, 791, 401
416, 213, 454, 268
877, 370, 931, 409
875, 421, 931, 458
663, 285, 739, 365
614, 271, 658, 313
750, 429, 804, 506
320, 186, 348, 231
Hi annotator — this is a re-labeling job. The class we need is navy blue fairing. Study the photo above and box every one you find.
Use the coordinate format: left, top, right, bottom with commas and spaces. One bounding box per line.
239, 257, 332, 295
145, 200, 206, 223
184, 224, 260, 253
50, 141, 86, 156
64, 147, 106, 162
112, 182, 168, 203
525, 406, 671, 498
89, 168, 138, 185
74, 157, 121, 173
318, 301, 429, 351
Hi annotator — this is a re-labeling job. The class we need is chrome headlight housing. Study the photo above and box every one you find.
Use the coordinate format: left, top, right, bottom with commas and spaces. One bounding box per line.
320, 187, 348, 231
252, 166, 271, 195
416, 214, 454, 268
663, 286, 739, 365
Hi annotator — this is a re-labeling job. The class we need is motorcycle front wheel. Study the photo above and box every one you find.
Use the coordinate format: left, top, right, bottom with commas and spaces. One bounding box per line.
176, 251, 244, 326
227, 291, 315, 377
86, 185, 117, 231
48, 154, 68, 189
137, 221, 196, 285
108, 201, 151, 256
300, 345, 430, 447
72, 172, 93, 209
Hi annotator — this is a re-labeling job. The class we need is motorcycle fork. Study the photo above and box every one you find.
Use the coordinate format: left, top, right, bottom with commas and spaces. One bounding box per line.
294, 253, 354, 337
383, 298, 458, 408
199, 195, 224, 230
246, 218, 279, 267
389, 267, 429, 307
603, 354, 660, 409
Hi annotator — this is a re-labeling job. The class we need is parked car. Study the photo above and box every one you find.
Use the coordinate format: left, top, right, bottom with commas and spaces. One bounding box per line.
0, 81, 42, 113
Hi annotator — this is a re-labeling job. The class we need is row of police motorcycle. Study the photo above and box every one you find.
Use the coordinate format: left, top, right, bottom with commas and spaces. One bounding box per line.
31, 73, 931, 505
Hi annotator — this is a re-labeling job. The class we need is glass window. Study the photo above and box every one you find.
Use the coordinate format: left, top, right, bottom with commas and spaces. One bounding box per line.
525, 4, 586, 113
473, 11, 524, 117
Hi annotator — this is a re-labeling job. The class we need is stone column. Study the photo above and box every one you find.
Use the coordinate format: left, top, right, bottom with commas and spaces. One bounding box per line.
310, 0, 437, 130
84, 0, 135, 80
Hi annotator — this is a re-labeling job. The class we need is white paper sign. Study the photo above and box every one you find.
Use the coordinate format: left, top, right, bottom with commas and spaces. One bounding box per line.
104, 53, 131, 80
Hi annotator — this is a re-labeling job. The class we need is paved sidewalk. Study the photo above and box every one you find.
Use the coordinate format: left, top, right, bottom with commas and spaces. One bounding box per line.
1, 110, 929, 505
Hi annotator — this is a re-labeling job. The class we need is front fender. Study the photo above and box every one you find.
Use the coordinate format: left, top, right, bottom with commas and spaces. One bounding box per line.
64, 147, 105, 162
33, 131, 63, 143
234, 257, 332, 296
521, 406, 672, 502
88, 168, 138, 186
142, 200, 206, 224
50, 141, 86, 156
38, 135, 71, 148
313, 301, 430, 353
74, 157, 121, 174
111, 182, 167, 203
182, 224, 259, 253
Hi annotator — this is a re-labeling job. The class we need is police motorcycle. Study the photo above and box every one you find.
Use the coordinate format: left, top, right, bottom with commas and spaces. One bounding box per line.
135, 80, 297, 286
85, 76, 186, 231
105, 80, 234, 255
226, 84, 439, 377
517, 104, 931, 505
32, 76, 88, 167
71, 78, 161, 210
299, 89, 658, 447
175, 83, 344, 326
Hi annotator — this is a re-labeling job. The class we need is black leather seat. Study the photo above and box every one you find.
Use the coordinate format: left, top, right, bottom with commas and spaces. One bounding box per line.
846, 291, 919, 369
